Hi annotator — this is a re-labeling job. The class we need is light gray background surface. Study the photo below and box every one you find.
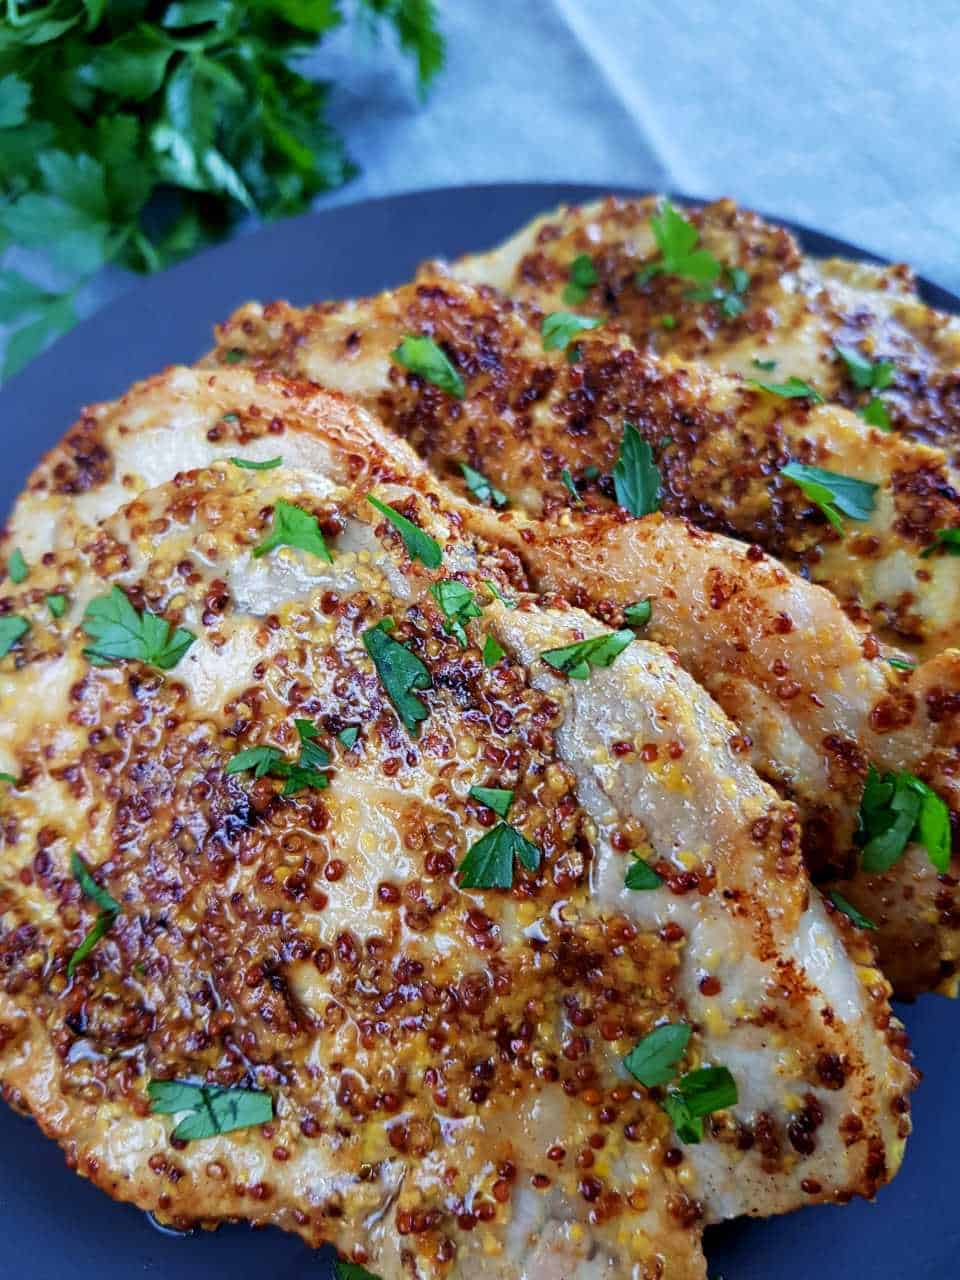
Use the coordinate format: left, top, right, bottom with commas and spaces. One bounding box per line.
322, 0, 956, 287
38, 0, 959, 344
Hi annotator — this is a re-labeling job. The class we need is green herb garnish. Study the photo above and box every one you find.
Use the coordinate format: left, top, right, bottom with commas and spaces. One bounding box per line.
7, 548, 27, 584
748, 376, 824, 404
45, 593, 66, 618
430, 579, 481, 645
857, 765, 950, 873
752, 357, 777, 371
367, 496, 442, 569
541, 310, 605, 351
920, 528, 960, 559
68, 850, 120, 977
541, 629, 634, 680
686, 266, 750, 318
459, 821, 541, 889
563, 253, 598, 305
560, 468, 582, 505
148, 1079, 272, 1142
468, 786, 514, 818
887, 657, 916, 671
253, 499, 332, 562
338, 727, 359, 749
362, 619, 431, 736
0, 5, 443, 380
482, 634, 505, 667
624, 599, 652, 628
662, 1066, 738, 1144
333, 1261, 379, 1280
460, 462, 507, 509
625, 858, 662, 890
0, 614, 29, 657
780, 462, 877, 532
225, 726, 329, 796
81, 587, 195, 670
392, 335, 465, 399
660, 314, 677, 330
635, 200, 720, 287
613, 423, 660, 518
860, 397, 892, 431
835, 345, 894, 391
826, 889, 877, 931
482, 580, 517, 609
230, 456, 283, 471
623, 1023, 691, 1086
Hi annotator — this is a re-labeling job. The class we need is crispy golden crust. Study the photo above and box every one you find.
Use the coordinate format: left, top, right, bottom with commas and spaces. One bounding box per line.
207, 279, 960, 659
441, 196, 960, 465
0, 444, 914, 1276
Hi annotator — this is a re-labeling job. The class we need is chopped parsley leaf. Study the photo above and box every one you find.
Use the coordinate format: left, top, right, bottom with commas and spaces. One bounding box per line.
460, 461, 508, 508
224, 348, 246, 364
857, 765, 950, 873
748, 375, 824, 404
226, 726, 329, 796
887, 657, 916, 671
623, 1023, 691, 1086
613, 423, 660, 517
81, 587, 195, 670
635, 199, 721, 287
780, 462, 877, 533
482, 634, 505, 667
230, 455, 283, 471
226, 745, 285, 779
541, 628, 634, 680
826, 889, 877, 931
338, 727, 359, 749
468, 786, 513, 818
45, 593, 66, 618
459, 820, 541, 889
253, 499, 332, 562
625, 857, 662, 890
662, 1065, 738, 1144
363, 619, 431, 736
562, 253, 598, 305
483, 580, 517, 609
920, 528, 960, 559
560, 468, 582, 505
334, 1261, 379, 1280
0, 614, 29, 657
0, 772, 15, 785
68, 850, 120, 977
834, 344, 894, 391
860, 397, 892, 431
541, 310, 605, 352
392, 335, 465, 399
430, 579, 481, 645
8, 547, 27, 583
624, 599, 652, 628
148, 1079, 272, 1142
367, 495, 442, 568
752, 356, 777, 371
686, 265, 750, 318
660, 314, 677, 330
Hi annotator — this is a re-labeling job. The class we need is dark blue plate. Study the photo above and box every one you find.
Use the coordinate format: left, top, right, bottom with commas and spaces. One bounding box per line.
1, 184, 957, 1280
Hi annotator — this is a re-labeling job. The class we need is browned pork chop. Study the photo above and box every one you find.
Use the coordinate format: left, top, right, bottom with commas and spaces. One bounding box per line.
0, 451, 913, 1277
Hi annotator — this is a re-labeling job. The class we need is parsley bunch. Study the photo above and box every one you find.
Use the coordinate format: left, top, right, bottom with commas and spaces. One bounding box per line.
0, 0, 444, 378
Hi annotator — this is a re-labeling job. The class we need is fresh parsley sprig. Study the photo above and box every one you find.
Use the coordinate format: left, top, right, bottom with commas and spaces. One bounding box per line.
391, 335, 465, 399
225, 720, 330, 796
541, 628, 634, 679
0, 3, 444, 380
430, 579, 481, 645
622, 1021, 738, 1143
636, 200, 721, 287
460, 462, 507, 508
253, 499, 332, 562
920, 528, 960, 559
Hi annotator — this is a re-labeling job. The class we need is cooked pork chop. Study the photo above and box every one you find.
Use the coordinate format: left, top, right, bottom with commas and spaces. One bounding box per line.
208, 278, 960, 658
8, 366, 959, 995
0, 456, 913, 1276
439, 196, 960, 465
